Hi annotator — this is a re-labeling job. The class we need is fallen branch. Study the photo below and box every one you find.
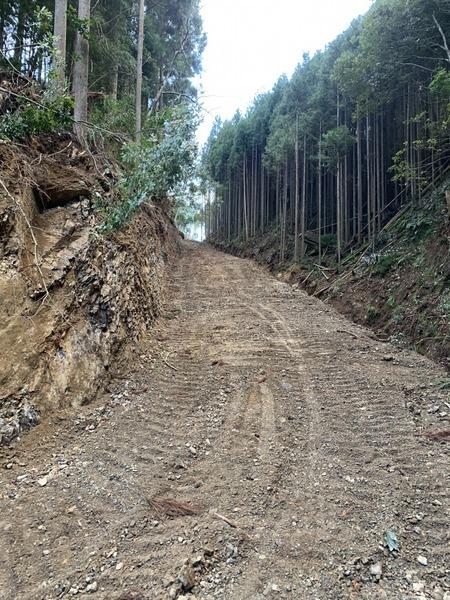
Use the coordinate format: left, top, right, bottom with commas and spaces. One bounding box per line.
163, 351, 178, 371
336, 329, 359, 339
315, 243, 371, 297
211, 511, 238, 528
314, 264, 330, 280
0, 85, 129, 142
301, 269, 314, 285
424, 429, 450, 442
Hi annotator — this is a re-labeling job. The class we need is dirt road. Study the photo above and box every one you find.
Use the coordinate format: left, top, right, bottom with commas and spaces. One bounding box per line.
1, 242, 449, 600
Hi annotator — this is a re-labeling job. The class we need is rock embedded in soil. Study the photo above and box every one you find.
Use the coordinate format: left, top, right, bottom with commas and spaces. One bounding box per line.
0, 140, 179, 444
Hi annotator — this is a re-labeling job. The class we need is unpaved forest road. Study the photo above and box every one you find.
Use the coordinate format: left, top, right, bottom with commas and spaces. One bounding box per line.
1, 242, 449, 600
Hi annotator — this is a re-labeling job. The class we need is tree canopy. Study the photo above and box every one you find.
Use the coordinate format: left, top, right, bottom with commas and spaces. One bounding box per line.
202, 0, 450, 262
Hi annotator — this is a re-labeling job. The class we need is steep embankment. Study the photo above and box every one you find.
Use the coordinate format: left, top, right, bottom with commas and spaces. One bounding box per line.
0, 136, 179, 445
212, 180, 450, 369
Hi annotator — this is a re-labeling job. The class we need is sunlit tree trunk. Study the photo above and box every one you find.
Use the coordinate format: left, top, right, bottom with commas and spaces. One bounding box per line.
73, 0, 91, 143
300, 135, 307, 259
243, 155, 249, 240
318, 122, 322, 262
357, 117, 362, 242
135, 0, 145, 144
54, 0, 68, 87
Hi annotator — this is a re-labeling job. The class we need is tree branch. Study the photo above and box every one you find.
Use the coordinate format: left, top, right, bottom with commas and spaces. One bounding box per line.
149, 20, 191, 115
433, 13, 450, 65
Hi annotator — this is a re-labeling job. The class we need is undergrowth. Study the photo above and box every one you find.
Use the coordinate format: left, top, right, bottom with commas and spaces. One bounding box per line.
98, 104, 199, 233
0, 89, 73, 141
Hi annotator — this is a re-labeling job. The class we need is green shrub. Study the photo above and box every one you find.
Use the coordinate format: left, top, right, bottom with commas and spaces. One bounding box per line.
403, 213, 435, 239
367, 304, 380, 324
374, 253, 398, 277
100, 104, 199, 232
434, 377, 450, 390
320, 233, 337, 248
89, 95, 136, 142
391, 307, 404, 325
0, 91, 73, 140
386, 296, 397, 309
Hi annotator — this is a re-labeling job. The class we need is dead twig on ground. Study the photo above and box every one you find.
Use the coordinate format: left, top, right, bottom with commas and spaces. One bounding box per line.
336, 329, 359, 339
424, 429, 450, 442
30, 142, 73, 165
301, 270, 314, 285
163, 351, 178, 371
314, 264, 330, 280
211, 511, 238, 528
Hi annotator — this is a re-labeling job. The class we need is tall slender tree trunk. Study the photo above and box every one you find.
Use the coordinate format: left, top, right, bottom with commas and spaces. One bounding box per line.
366, 113, 371, 242
14, 4, 25, 67
318, 123, 322, 263
344, 153, 349, 244
54, 0, 68, 87
110, 63, 119, 100
357, 117, 363, 242
281, 162, 288, 262
73, 0, 91, 143
336, 159, 342, 262
294, 114, 300, 262
243, 156, 249, 240
135, 0, 145, 144
300, 135, 307, 259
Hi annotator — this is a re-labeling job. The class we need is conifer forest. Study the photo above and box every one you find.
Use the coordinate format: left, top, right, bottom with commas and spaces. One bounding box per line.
203, 1, 450, 263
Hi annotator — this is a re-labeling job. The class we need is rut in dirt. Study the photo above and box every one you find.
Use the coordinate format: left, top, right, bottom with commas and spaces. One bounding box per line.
0, 241, 449, 600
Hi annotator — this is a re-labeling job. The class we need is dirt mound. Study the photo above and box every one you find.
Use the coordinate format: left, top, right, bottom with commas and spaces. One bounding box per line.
0, 136, 179, 445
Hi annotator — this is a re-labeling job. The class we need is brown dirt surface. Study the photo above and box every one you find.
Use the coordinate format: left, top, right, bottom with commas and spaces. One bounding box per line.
0, 241, 449, 599
0, 136, 178, 445
213, 185, 450, 369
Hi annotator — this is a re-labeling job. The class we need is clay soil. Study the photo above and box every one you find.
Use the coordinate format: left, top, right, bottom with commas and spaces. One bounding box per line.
0, 242, 449, 599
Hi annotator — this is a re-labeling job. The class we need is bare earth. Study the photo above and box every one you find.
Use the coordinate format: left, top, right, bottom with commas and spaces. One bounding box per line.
1, 241, 449, 600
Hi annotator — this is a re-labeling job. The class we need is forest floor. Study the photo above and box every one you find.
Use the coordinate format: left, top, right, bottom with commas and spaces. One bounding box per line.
0, 241, 449, 600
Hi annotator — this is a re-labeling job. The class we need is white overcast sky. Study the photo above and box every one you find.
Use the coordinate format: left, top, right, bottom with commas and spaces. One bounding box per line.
197, 0, 374, 145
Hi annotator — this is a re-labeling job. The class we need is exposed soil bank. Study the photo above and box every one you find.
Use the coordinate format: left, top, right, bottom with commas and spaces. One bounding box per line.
212, 180, 450, 370
0, 136, 179, 445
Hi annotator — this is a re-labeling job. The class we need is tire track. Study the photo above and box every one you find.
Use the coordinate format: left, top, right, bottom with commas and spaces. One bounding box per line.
0, 241, 448, 600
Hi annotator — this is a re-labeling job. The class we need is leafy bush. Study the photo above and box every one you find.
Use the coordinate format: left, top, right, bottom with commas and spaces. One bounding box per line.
0, 91, 73, 140
429, 68, 450, 100
386, 296, 397, 309
90, 95, 136, 142
374, 253, 398, 277
320, 233, 337, 248
101, 104, 199, 232
438, 291, 450, 315
391, 307, 404, 325
434, 377, 450, 390
404, 213, 435, 239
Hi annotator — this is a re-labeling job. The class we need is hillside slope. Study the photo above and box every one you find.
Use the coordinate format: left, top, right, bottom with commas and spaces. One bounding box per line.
213, 179, 450, 368
0, 136, 179, 445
